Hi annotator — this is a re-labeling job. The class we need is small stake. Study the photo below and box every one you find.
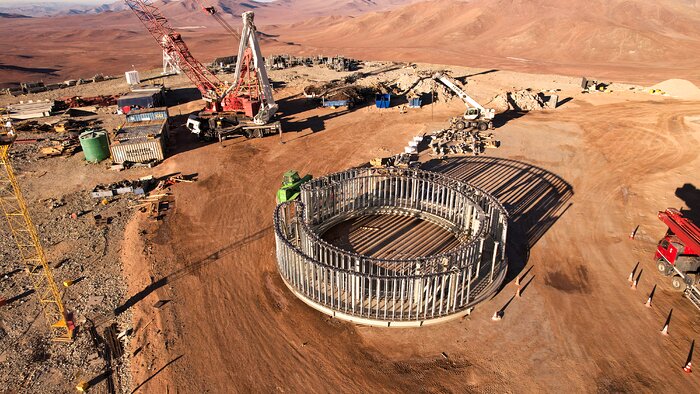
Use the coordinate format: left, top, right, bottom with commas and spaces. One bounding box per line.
515, 286, 521, 298
491, 311, 502, 321
515, 275, 520, 286
631, 269, 643, 290
645, 284, 656, 308
661, 308, 673, 336
628, 262, 639, 282
629, 225, 640, 240
683, 340, 694, 373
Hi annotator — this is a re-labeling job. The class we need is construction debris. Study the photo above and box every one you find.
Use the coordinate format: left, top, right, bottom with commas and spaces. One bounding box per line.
370, 152, 420, 169
7, 100, 56, 120
489, 89, 558, 112
304, 81, 366, 108
60, 95, 118, 108
581, 77, 610, 92
91, 177, 155, 199
265, 54, 360, 71
40, 139, 81, 158
428, 128, 500, 157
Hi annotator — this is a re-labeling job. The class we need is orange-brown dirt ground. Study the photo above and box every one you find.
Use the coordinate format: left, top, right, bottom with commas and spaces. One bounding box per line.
1, 1, 700, 392
114, 81, 700, 392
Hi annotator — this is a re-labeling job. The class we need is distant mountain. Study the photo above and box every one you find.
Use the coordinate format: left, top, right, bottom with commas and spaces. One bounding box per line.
0, 2, 96, 17
0, 12, 31, 18
72, 0, 420, 23
272, 0, 700, 81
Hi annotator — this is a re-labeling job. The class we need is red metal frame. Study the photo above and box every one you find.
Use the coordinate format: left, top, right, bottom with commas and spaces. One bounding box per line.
220, 48, 261, 116
124, 0, 266, 118
656, 208, 700, 264
124, 0, 223, 108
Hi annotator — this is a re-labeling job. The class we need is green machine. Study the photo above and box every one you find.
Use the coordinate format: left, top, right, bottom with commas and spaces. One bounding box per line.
276, 170, 312, 203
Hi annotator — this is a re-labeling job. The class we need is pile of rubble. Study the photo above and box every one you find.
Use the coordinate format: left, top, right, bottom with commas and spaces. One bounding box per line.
303, 81, 366, 103
428, 128, 500, 157
489, 89, 558, 112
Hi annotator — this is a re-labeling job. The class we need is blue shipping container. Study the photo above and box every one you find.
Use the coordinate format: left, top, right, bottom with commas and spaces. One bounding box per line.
375, 94, 391, 109
126, 107, 169, 123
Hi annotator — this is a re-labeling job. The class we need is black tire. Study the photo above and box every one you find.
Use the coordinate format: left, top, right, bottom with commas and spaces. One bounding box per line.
657, 260, 669, 275
671, 276, 686, 291
478, 122, 489, 131
455, 121, 466, 130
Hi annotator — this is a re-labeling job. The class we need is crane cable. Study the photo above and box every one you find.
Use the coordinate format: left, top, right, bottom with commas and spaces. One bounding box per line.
192, 0, 240, 39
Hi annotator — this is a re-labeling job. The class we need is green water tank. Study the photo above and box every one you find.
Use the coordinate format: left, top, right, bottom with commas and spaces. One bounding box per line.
79, 129, 110, 163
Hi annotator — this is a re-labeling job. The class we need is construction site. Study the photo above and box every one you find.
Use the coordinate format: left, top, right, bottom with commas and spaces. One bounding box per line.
1, 0, 700, 392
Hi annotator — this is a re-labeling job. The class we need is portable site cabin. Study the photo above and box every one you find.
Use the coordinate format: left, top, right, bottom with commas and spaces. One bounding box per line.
110, 119, 167, 164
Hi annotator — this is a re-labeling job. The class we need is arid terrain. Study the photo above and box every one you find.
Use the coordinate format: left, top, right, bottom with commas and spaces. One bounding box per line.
2, 0, 700, 86
1, 1, 700, 393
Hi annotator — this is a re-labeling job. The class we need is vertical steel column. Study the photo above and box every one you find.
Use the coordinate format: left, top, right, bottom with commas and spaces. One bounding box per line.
490, 241, 499, 282
466, 265, 472, 302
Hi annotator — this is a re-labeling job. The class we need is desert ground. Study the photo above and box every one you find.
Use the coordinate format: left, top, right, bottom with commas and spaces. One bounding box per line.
1, 1, 700, 393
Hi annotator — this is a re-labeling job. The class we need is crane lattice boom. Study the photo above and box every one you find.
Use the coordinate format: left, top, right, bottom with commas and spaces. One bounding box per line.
124, 0, 224, 105
0, 133, 74, 342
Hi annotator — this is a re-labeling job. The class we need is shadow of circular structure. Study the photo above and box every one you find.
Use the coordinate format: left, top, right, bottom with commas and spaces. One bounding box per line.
274, 167, 508, 327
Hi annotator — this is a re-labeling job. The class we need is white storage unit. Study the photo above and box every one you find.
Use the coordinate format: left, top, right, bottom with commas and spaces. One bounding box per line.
125, 70, 140, 86
110, 119, 166, 164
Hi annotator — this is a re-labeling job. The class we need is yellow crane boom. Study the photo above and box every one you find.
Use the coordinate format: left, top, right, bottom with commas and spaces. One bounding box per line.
0, 128, 74, 342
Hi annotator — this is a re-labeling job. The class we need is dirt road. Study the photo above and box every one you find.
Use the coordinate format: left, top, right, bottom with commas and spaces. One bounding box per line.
120, 87, 700, 392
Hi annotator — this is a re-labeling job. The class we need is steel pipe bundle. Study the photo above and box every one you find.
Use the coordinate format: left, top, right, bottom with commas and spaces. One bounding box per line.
274, 167, 508, 327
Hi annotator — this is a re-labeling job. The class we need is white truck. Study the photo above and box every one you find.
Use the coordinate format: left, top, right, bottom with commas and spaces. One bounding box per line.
433, 72, 495, 131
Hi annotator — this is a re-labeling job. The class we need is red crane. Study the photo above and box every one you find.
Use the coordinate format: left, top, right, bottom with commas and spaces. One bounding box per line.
124, 0, 222, 108
123, 0, 269, 118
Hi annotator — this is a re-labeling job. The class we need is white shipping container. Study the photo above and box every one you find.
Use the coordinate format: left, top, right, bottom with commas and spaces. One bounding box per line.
125, 70, 140, 85
110, 138, 164, 164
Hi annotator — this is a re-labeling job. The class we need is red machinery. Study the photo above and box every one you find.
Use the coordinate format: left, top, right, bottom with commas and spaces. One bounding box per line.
655, 208, 700, 300
123, 0, 268, 119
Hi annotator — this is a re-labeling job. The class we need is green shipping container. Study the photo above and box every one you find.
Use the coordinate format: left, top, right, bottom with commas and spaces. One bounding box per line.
79, 130, 110, 163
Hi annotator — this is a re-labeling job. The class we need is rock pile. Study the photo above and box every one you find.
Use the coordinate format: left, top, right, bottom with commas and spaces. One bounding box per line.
489, 89, 557, 112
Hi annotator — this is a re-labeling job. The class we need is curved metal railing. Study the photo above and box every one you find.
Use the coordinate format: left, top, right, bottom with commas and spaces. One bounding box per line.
274, 167, 508, 325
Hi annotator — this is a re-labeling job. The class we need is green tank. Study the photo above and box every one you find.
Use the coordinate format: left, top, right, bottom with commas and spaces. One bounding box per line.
79, 129, 110, 163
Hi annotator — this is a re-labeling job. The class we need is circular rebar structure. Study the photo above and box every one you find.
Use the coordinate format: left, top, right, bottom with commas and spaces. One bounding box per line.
274, 167, 508, 327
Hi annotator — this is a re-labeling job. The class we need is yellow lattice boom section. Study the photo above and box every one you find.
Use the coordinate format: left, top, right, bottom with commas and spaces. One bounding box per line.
0, 130, 74, 342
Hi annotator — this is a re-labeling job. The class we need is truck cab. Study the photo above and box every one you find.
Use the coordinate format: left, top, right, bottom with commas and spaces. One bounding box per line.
655, 209, 700, 290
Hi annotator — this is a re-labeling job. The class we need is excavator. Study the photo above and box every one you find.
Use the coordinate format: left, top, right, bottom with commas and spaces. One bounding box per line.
124, 1, 280, 141
433, 73, 495, 131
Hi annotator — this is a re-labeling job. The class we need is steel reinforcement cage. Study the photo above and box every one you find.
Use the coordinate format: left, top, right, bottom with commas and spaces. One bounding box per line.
274, 167, 508, 326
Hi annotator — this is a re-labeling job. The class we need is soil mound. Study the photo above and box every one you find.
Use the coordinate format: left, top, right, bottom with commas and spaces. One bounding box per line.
652, 79, 700, 100
489, 89, 550, 112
